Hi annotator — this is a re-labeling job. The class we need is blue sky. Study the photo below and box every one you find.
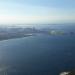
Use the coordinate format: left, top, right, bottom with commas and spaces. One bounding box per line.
0, 0, 75, 24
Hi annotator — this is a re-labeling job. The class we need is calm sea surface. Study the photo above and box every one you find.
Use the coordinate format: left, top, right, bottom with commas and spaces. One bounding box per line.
0, 26, 75, 75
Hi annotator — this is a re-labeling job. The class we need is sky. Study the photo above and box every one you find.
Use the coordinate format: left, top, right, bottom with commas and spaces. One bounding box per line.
0, 0, 75, 25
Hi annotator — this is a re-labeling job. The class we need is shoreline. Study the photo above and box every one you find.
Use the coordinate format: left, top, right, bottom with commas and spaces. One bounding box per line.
0, 35, 33, 42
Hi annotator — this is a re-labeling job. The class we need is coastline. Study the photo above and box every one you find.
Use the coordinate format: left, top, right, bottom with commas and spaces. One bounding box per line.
0, 34, 33, 42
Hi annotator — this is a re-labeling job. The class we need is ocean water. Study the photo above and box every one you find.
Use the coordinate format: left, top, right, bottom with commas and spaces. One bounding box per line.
0, 27, 75, 75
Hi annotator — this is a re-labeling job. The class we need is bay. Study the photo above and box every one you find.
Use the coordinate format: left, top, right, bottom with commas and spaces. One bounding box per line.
0, 32, 75, 75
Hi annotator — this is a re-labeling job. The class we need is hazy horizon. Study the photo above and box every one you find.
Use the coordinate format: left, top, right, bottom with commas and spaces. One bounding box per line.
0, 0, 75, 25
